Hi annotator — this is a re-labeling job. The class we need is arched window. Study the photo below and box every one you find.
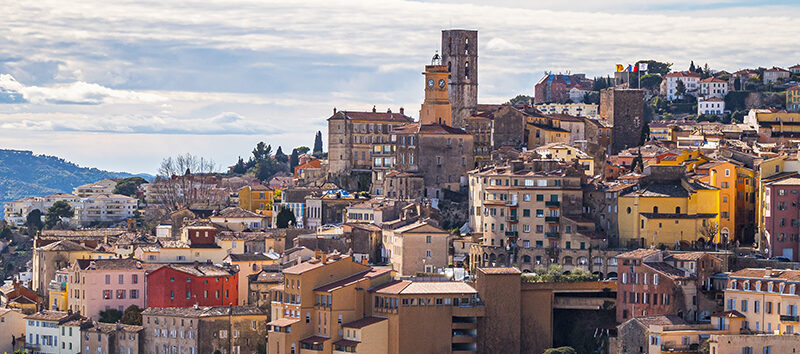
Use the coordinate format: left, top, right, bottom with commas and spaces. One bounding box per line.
563, 256, 573, 265
523, 255, 531, 263
593, 257, 603, 265
675, 206, 681, 214
465, 61, 470, 80
627, 207, 632, 214
464, 38, 469, 55
578, 257, 588, 265
653, 206, 659, 213
448, 61, 451, 72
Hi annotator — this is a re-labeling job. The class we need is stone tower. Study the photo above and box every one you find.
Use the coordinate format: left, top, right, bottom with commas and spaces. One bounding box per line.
599, 88, 645, 154
419, 53, 452, 126
441, 29, 478, 129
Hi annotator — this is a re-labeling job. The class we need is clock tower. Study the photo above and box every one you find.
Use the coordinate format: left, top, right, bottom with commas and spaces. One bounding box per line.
419, 52, 452, 126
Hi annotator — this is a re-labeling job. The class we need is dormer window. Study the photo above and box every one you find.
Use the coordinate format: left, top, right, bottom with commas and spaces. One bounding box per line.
729, 280, 737, 289
744, 281, 750, 290
780, 283, 786, 293
768, 282, 774, 292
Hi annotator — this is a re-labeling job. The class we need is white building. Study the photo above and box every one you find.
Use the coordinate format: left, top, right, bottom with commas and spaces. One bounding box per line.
568, 87, 589, 103
71, 194, 138, 226
535, 103, 599, 118
664, 71, 701, 100
3, 193, 79, 227
698, 77, 728, 99
763, 66, 791, 84
72, 179, 117, 197
698, 97, 726, 116
24, 310, 80, 354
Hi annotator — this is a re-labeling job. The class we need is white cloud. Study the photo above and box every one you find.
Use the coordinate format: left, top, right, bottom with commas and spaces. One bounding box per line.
0, 74, 165, 105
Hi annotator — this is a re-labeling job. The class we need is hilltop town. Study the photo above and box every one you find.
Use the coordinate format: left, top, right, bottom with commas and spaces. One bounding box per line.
1, 29, 800, 354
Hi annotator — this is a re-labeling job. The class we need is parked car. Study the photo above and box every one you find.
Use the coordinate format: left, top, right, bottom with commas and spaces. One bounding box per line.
770, 256, 791, 262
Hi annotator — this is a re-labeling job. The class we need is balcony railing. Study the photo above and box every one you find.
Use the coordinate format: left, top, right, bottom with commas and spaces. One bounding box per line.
545, 200, 560, 207
505, 231, 518, 237
545, 216, 560, 223
780, 315, 799, 322
506, 215, 518, 222
545, 232, 560, 239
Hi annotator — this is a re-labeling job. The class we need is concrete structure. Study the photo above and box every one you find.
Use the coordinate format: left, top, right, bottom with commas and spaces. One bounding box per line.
763, 66, 791, 84
23, 310, 80, 353
3, 193, 80, 227
698, 97, 725, 116
600, 88, 644, 153
81, 321, 143, 354
73, 179, 117, 197
327, 108, 413, 174
787, 85, 800, 112
724, 268, 800, 334
146, 263, 238, 308
664, 71, 701, 100
536, 103, 599, 118
32, 240, 94, 293
209, 206, 266, 232
698, 77, 729, 99
67, 258, 152, 319
0, 308, 26, 353
142, 306, 267, 354
382, 219, 449, 275
71, 194, 138, 226
441, 29, 478, 129
223, 253, 278, 305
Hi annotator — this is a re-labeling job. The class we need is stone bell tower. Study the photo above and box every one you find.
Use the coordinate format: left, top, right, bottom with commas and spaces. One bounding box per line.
441, 29, 478, 129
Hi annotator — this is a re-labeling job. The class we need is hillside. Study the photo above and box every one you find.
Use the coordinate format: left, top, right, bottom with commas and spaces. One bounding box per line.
0, 149, 152, 216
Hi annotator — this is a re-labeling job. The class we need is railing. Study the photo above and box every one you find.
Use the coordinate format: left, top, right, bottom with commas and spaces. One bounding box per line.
545, 216, 560, 223
780, 315, 799, 322
506, 215, 518, 222
545, 200, 560, 207
505, 231, 518, 237
545, 232, 560, 239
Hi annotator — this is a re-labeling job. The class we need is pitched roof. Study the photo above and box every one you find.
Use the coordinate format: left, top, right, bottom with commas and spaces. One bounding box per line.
700, 77, 726, 83
617, 249, 661, 259
226, 253, 276, 262
664, 252, 706, 261
666, 71, 701, 78
158, 263, 236, 277
644, 262, 687, 278
142, 306, 265, 317
633, 315, 687, 326
283, 255, 358, 275
479, 267, 522, 275
267, 318, 300, 327
372, 281, 477, 295
393, 123, 470, 135
342, 316, 387, 329
75, 258, 156, 271
712, 310, 745, 318
313, 268, 391, 293
25, 310, 74, 321
38, 240, 93, 252
330, 110, 414, 123
215, 207, 263, 219
728, 268, 800, 281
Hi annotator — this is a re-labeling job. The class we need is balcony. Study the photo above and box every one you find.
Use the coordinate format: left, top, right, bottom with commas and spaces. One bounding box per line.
505, 231, 518, 238
506, 215, 518, 222
780, 315, 799, 322
47, 280, 67, 292
545, 216, 560, 223
545, 232, 560, 239
545, 200, 560, 207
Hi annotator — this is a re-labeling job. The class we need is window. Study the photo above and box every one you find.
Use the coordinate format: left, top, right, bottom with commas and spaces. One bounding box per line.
426, 236, 431, 243
105, 275, 111, 284
132, 274, 138, 284
103, 290, 112, 300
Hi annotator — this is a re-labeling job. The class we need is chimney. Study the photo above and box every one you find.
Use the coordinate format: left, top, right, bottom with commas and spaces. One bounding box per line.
333, 107, 337, 114
387, 108, 392, 114
372, 105, 377, 113
399, 107, 404, 115
320, 252, 327, 264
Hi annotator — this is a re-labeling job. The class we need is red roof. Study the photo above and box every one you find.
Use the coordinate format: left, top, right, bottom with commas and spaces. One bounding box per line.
700, 77, 726, 83
330, 110, 413, 123
393, 123, 470, 135
666, 71, 701, 78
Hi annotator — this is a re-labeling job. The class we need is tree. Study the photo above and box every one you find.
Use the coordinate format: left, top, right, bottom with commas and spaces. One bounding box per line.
113, 177, 148, 197
25, 210, 43, 236
583, 91, 600, 104
295, 146, 310, 155
289, 149, 300, 171
639, 74, 663, 92
544, 347, 577, 354
700, 221, 720, 244
635, 60, 672, 76
689, 61, 696, 72
507, 94, 534, 105
733, 77, 741, 91
45, 201, 74, 229
256, 159, 281, 182
675, 79, 686, 99
99, 308, 123, 323
0, 226, 12, 241
252, 142, 271, 162
313, 131, 324, 156
121, 305, 143, 325
276, 207, 296, 228
153, 153, 217, 212
232, 156, 247, 174
640, 121, 650, 145
274, 147, 288, 163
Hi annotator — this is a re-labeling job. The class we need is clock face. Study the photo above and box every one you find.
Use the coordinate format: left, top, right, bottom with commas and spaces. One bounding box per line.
427, 79, 434, 88
438, 79, 446, 89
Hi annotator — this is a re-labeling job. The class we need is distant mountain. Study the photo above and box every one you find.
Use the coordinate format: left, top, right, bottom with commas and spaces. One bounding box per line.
0, 149, 152, 216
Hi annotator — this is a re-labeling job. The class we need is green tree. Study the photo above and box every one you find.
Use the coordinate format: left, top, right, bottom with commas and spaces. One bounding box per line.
689, 61, 696, 72
274, 147, 288, 163
113, 177, 148, 197
255, 159, 281, 182
295, 146, 310, 155
252, 142, 271, 162
639, 74, 663, 92
544, 347, 577, 354
276, 207, 296, 228
99, 308, 123, 323
640, 121, 650, 145
121, 305, 143, 325
45, 201, 74, 229
25, 209, 44, 234
733, 77, 741, 91
507, 94, 533, 105
313, 131, 324, 156
675, 80, 686, 99
231, 156, 247, 174
583, 91, 600, 104
0, 226, 12, 241
635, 60, 672, 76
289, 149, 300, 171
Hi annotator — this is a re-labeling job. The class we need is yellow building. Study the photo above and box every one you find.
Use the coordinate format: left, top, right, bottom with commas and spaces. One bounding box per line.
618, 166, 721, 248
419, 59, 452, 126
788, 85, 800, 112
224, 253, 279, 306
382, 219, 449, 276
47, 270, 69, 311
533, 143, 595, 176
525, 113, 571, 147
648, 122, 675, 141
745, 109, 800, 141
724, 268, 800, 334
238, 185, 274, 218
692, 160, 737, 243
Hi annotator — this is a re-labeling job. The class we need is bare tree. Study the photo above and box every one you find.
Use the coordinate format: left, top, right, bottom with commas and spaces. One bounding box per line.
699, 221, 719, 244
149, 153, 219, 212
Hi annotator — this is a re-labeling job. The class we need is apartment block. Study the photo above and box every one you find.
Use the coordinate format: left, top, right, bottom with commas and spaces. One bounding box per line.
146, 263, 238, 308
67, 258, 153, 319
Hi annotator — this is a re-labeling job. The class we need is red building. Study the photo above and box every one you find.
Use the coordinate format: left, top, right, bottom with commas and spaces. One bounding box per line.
533, 73, 592, 104
764, 176, 800, 260
146, 263, 238, 308
183, 225, 218, 246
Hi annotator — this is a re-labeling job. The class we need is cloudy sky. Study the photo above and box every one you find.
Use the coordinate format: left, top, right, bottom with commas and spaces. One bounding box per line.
1, 0, 798, 174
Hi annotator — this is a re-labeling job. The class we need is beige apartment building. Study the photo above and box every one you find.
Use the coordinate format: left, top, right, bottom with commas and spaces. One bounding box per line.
267, 253, 485, 354
382, 219, 449, 275
327, 107, 414, 174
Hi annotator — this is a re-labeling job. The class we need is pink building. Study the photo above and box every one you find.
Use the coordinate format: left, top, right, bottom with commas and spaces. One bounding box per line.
765, 177, 800, 260
67, 258, 157, 319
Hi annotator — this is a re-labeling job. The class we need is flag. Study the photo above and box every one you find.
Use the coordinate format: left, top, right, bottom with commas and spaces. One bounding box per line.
616, 64, 624, 72
633, 65, 638, 73
627, 65, 633, 72
639, 62, 648, 72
